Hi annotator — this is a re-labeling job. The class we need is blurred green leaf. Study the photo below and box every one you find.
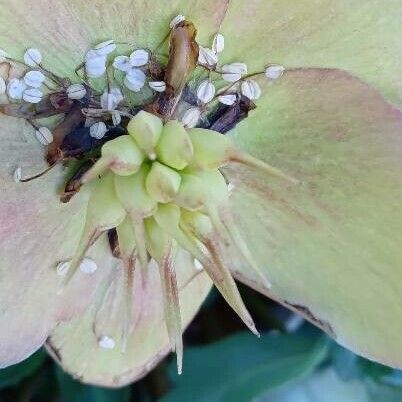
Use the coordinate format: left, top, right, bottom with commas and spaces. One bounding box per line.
331, 344, 362, 381
160, 331, 329, 402
358, 358, 394, 382
365, 379, 402, 402
0, 349, 46, 389
55, 367, 131, 402
258, 368, 370, 402
330, 343, 402, 401
260, 369, 402, 402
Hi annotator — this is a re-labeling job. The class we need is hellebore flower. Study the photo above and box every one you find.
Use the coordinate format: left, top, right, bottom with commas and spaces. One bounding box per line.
1, 0, 402, 387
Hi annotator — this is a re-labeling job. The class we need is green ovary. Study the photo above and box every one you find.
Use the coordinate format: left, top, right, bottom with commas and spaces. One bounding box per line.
79, 110, 234, 265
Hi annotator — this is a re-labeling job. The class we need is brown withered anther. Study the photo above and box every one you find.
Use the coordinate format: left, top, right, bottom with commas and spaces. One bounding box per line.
201, 95, 257, 134
146, 21, 199, 119
0, 92, 73, 119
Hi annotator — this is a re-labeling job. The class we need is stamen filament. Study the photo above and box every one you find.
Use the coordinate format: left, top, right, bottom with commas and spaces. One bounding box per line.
19, 162, 58, 182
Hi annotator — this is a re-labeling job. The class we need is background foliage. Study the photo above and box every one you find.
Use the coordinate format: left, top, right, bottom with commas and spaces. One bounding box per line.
1, 284, 401, 402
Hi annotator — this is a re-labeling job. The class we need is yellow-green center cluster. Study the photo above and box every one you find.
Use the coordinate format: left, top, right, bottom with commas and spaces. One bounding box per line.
65, 110, 294, 278
74, 110, 241, 266
63, 110, 293, 371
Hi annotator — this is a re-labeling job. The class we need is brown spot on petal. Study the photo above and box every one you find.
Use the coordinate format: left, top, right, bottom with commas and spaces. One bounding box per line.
233, 270, 335, 337
284, 301, 336, 338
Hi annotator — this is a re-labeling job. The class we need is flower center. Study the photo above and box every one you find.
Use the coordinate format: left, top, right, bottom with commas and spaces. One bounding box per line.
1, 15, 293, 372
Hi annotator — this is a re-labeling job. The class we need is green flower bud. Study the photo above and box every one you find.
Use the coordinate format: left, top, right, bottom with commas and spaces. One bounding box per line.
127, 110, 163, 159
146, 162, 181, 203
156, 120, 193, 170
82, 135, 144, 183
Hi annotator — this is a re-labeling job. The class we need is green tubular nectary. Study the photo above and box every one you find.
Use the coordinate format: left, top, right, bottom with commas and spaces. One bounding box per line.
65, 110, 295, 371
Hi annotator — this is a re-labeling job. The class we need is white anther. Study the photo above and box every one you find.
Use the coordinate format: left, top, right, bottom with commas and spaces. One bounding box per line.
265, 64, 285, 80
124, 68, 146, 92
98, 335, 116, 349
56, 261, 70, 276
79, 257, 98, 274
111, 87, 124, 103
218, 94, 237, 106
66, 83, 87, 100
212, 33, 224, 53
7, 78, 27, 100
0, 49, 7, 63
227, 182, 235, 194
130, 49, 149, 67
222, 72, 241, 83
100, 87, 123, 111
0, 77, 6, 95
85, 50, 107, 78
182, 107, 201, 128
197, 80, 215, 104
35, 126, 53, 145
90, 121, 108, 139
170, 14, 186, 28
113, 55, 131, 72
13, 167, 22, 183
94, 40, 116, 56
24, 49, 42, 67
100, 90, 116, 110
221, 62, 248, 82
194, 259, 203, 271
148, 81, 166, 92
23, 88, 43, 104
23, 70, 46, 88
241, 79, 261, 100
198, 47, 218, 67
111, 111, 121, 126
